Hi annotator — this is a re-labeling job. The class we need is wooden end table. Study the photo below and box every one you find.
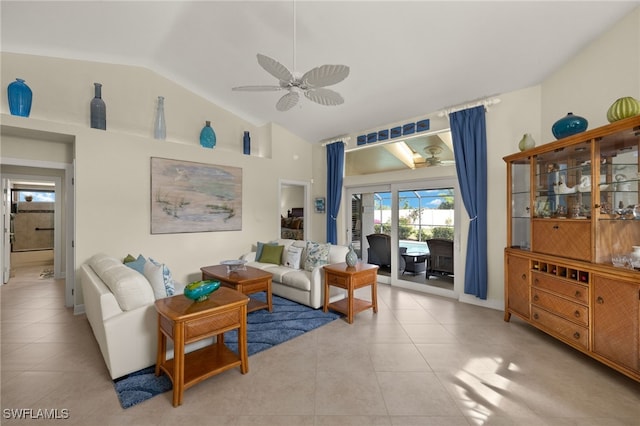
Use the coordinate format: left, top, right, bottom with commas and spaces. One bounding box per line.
323, 262, 379, 324
154, 287, 249, 407
201, 264, 273, 313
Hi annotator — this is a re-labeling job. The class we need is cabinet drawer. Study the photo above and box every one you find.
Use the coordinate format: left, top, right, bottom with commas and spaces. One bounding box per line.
532, 288, 588, 326
184, 310, 240, 341
531, 306, 589, 350
326, 273, 348, 287
352, 270, 376, 287
531, 272, 588, 304
532, 220, 591, 261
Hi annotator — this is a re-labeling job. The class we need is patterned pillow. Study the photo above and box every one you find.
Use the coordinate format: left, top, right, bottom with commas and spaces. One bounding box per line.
283, 245, 303, 269
144, 258, 176, 299
304, 241, 330, 272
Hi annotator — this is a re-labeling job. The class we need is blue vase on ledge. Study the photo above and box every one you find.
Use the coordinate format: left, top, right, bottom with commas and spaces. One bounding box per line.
90, 82, 106, 130
8, 78, 32, 117
200, 121, 216, 148
243, 131, 251, 155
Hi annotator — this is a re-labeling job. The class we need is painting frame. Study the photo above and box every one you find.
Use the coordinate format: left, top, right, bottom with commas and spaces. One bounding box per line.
150, 157, 242, 234
314, 197, 326, 213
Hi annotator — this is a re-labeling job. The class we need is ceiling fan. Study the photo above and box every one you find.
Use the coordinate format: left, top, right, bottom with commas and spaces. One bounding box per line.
232, 2, 350, 111
424, 146, 444, 166
413, 145, 455, 167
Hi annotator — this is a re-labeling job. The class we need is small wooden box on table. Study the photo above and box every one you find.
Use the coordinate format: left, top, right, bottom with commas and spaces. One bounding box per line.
154, 287, 249, 407
323, 262, 379, 324
201, 264, 273, 313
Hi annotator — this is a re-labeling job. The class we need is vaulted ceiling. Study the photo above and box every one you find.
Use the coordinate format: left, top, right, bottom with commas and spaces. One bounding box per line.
1, 1, 637, 144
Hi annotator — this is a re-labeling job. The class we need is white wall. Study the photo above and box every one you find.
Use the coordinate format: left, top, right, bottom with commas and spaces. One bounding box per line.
1, 53, 314, 307
541, 8, 640, 140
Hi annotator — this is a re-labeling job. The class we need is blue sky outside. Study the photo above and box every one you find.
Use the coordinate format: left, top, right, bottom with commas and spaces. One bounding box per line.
374, 189, 453, 210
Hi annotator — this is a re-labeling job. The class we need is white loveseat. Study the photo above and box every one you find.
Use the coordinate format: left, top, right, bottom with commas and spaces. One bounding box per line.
241, 239, 349, 309
80, 253, 210, 379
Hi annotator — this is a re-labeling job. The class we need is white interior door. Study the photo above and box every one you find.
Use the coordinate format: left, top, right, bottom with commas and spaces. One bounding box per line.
2, 178, 11, 284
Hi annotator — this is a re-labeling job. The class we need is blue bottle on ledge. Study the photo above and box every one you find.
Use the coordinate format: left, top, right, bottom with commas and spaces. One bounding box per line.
200, 121, 216, 148
90, 82, 106, 130
8, 78, 33, 117
243, 131, 251, 155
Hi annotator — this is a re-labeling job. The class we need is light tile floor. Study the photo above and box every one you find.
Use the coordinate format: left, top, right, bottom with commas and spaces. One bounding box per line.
2, 265, 640, 425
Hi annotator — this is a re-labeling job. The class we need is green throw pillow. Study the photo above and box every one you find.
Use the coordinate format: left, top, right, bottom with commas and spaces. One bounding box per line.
259, 244, 284, 265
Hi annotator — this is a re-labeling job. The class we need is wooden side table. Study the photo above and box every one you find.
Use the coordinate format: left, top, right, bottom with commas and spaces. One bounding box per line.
323, 262, 379, 324
154, 287, 249, 407
201, 264, 273, 313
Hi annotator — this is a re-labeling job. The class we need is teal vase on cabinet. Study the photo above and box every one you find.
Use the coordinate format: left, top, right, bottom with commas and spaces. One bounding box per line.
200, 121, 216, 148
552, 112, 588, 139
345, 244, 358, 267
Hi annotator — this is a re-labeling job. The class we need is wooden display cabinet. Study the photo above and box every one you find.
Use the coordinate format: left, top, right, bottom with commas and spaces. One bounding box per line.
503, 115, 640, 383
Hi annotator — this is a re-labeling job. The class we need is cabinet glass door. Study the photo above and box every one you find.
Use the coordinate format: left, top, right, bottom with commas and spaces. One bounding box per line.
595, 126, 640, 264
533, 140, 592, 220
510, 159, 531, 249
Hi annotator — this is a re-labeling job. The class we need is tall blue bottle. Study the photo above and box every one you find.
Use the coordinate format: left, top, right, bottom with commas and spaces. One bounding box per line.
90, 83, 106, 130
243, 131, 251, 155
200, 121, 216, 148
8, 78, 32, 117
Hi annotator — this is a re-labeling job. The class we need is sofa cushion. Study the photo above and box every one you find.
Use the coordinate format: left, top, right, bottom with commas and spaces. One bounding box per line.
280, 269, 312, 291
144, 258, 176, 299
89, 254, 154, 311
304, 241, 330, 271
259, 244, 284, 265
282, 245, 303, 269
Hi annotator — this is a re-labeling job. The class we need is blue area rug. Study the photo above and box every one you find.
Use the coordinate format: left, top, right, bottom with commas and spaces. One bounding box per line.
113, 292, 339, 409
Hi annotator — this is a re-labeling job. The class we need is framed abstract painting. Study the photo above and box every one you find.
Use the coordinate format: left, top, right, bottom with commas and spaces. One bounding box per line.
150, 157, 242, 234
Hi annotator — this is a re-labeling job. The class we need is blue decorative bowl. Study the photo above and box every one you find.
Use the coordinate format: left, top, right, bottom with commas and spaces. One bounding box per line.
552, 112, 588, 139
184, 280, 221, 302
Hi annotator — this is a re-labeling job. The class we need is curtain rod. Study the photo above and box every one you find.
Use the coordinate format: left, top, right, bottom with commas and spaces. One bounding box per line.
321, 136, 351, 147
437, 96, 501, 117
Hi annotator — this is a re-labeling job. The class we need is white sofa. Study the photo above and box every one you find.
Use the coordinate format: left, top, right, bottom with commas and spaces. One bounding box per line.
80, 253, 210, 379
241, 239, 349, 309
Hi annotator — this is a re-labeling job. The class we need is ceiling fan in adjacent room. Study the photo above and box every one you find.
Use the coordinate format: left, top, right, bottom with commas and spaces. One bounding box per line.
414, 145, 455, 167
232, 2, 350, 111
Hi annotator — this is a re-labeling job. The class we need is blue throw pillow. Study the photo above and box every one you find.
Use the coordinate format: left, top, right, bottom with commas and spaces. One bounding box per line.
124, 254, 146, 275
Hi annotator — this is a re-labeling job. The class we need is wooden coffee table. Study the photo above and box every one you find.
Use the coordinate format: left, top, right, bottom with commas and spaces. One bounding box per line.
201, 264, 273, 313
323, 262, 379, 324
155, 286, 249, 407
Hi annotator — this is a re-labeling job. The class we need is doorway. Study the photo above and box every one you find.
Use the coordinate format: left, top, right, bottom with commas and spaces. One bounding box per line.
279, 179, 310, 241
347, 179, 459, 296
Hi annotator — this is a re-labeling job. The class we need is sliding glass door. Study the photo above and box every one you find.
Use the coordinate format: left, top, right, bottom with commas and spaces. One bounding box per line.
347, 179, 458, 295
397, 185, 455, 291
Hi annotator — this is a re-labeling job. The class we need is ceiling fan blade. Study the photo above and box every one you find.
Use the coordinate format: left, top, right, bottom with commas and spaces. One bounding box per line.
257, 54, 294, 83
232, 85, 283, 92
304, 88, 344, 106
276, 91, 299, 111
302, 64, 350, 88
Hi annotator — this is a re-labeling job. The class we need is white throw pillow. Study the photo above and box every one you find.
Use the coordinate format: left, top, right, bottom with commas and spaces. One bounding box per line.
283, 245, 303, 269
144, 258, 176, 299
